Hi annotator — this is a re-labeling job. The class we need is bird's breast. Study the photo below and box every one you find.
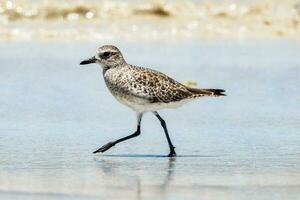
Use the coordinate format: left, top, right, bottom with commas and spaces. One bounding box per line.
103, 68, 144, 110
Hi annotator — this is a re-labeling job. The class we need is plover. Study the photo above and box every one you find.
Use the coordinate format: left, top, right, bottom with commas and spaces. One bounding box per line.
80, 45, 225, 157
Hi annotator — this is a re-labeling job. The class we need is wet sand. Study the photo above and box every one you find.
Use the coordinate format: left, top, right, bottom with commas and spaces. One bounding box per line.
0, 40, 300, 199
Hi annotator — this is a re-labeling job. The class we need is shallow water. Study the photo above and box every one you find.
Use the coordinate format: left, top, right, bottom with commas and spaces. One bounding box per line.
0, 40, 300, 199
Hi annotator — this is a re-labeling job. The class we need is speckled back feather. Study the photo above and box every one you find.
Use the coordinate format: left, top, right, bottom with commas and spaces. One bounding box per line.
104, 64, 225, 104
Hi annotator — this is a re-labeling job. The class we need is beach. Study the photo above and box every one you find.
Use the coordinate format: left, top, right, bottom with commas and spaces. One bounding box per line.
0, 40, 300, 199
1, 0, 300, 199
0, 0, 300, 41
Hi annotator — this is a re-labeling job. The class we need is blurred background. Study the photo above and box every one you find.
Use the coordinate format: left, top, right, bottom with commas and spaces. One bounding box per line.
0, 0, 300, 41
0, 0, 300, 200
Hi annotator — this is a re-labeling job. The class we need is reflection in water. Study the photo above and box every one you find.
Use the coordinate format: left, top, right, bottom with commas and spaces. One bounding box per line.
161, 157, 176, 191
94, 156, 177, 200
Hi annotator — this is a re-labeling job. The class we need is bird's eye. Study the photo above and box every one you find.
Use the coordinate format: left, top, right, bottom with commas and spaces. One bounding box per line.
102, 52, 110, 58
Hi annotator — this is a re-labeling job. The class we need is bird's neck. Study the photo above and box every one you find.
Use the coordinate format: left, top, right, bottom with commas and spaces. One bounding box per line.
102, 63, 126, 75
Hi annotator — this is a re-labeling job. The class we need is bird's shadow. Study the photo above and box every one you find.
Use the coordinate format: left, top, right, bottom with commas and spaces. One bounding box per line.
99, 154, 219, 158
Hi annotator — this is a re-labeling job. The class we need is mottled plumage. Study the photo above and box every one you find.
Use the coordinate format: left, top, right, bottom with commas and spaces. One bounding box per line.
104, 64, 224, 112
80, 45, 225, 157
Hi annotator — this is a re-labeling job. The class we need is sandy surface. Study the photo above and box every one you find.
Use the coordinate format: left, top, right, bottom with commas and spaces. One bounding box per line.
0, 0, 300, 41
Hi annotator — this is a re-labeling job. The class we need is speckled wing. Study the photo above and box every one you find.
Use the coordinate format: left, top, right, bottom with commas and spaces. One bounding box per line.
105, 65, 224, 104
126, 65, 196, 103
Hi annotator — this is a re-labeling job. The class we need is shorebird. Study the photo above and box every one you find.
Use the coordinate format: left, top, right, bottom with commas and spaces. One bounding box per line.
80, 45, 225, 157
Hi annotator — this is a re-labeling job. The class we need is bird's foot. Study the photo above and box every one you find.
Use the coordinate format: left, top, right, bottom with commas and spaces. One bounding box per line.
168, 150, 177, 157
93, 142, 115, 154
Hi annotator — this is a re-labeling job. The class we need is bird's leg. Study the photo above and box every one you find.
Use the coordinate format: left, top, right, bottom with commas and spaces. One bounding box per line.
153, 112, 176, 157
93, 113, 143, 154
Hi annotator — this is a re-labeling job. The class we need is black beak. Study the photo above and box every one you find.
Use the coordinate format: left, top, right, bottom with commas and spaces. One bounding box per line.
80, 56, 97, 65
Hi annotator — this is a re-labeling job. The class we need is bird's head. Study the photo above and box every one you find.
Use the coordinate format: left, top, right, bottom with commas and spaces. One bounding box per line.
80, 45, 126, 70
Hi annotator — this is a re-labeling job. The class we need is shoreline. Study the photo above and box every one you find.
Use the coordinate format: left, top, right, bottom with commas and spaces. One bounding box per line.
0, 0, 300, 41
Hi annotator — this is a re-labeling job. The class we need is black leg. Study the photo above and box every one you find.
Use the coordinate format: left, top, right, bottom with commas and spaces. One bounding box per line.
93, 113, 143, 154
153, 112, 176, 157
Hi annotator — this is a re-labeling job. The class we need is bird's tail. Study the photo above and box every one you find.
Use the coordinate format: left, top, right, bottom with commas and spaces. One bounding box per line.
186, 87, 226, 97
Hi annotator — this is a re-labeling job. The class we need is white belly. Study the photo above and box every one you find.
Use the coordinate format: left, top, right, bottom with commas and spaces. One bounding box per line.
113, 94, 193, 113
